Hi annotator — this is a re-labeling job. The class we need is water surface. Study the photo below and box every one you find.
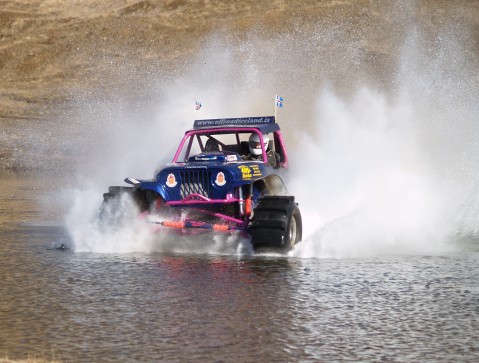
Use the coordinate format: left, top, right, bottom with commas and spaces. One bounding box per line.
1, 172, 478, 362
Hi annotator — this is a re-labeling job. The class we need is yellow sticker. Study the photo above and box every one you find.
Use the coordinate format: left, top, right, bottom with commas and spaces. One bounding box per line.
238, 165, 252, 180
251, 164, 262, 177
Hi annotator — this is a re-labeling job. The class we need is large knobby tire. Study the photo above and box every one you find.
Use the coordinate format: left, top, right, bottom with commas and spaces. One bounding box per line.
250, 196, 302, 253
99, 186, 151, 221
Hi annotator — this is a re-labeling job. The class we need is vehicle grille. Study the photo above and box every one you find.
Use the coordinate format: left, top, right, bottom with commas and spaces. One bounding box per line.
179, 170, 212, 199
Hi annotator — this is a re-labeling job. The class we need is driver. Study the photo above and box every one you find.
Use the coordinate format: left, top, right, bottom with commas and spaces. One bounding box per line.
248, 133, 269, 158
244, 133, 279, 167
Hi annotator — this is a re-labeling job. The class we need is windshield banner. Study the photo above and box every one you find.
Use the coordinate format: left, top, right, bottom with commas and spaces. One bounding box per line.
194, 116, 275, 128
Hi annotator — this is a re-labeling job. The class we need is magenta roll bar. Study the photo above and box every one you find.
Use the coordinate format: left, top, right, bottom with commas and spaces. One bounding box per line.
172, 127, 289, 167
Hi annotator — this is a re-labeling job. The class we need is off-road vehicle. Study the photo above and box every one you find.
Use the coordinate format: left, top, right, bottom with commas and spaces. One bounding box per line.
102, 116, 302, 252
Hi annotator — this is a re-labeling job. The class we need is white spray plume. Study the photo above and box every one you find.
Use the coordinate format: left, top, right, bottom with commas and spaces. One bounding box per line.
61, 4, 478, 257
288, 88, 460, 258
288, 22, 479, 258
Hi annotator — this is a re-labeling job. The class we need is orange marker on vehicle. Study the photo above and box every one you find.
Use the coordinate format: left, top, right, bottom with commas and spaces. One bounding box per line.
213, 224, 229, 231
162, 221, 185, 229
245, 196, 252, 216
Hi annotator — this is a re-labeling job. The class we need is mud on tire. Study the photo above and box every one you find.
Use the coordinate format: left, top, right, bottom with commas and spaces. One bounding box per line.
250, 196, 302, 252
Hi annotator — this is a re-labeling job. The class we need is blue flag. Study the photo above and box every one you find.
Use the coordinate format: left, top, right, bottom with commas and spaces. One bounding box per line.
275, 95, 283, 108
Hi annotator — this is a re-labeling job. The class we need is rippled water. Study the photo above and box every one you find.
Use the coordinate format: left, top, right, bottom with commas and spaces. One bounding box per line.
1, 172, 478, 362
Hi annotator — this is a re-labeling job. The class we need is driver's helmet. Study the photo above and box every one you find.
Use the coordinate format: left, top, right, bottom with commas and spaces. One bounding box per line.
249, 133, 269, 156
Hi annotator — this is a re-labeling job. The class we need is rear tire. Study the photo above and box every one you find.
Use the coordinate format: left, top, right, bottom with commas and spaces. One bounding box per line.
250, 196, 302, 252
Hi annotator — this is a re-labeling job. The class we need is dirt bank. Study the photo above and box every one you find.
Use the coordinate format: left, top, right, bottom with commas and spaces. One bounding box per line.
1, 0, 477, 170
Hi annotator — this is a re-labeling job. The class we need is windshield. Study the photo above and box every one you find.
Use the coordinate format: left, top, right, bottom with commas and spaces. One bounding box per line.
174, 129, 272, 163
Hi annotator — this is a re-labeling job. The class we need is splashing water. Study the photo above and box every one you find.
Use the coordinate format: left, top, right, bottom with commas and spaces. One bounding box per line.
63, 185, 253, 254
61, 3, 478, 257
287, 21, 479, 258
287, 88, 460, 258
64, 187, 151, 253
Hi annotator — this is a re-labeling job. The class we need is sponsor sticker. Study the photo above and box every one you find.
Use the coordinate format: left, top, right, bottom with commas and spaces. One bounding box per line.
215, 172, 227, 186
194, 116, 275, 128
226, 154, 238, 162
185, 165, 207, 169
251, 164, 262, 177
166, 173, 177, 188
238, 165, 252, 180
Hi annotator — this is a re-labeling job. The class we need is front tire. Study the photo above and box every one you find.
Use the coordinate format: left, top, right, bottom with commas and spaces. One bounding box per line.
99, 186, 151, 223
250, 196, 302, 252
286, 206, 302, 249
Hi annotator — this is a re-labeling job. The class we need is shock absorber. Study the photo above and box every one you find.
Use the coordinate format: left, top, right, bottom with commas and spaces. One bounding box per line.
238, 186, 245, 215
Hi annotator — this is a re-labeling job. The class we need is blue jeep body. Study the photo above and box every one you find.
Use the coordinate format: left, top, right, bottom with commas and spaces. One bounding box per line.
103, 116, 302, 251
